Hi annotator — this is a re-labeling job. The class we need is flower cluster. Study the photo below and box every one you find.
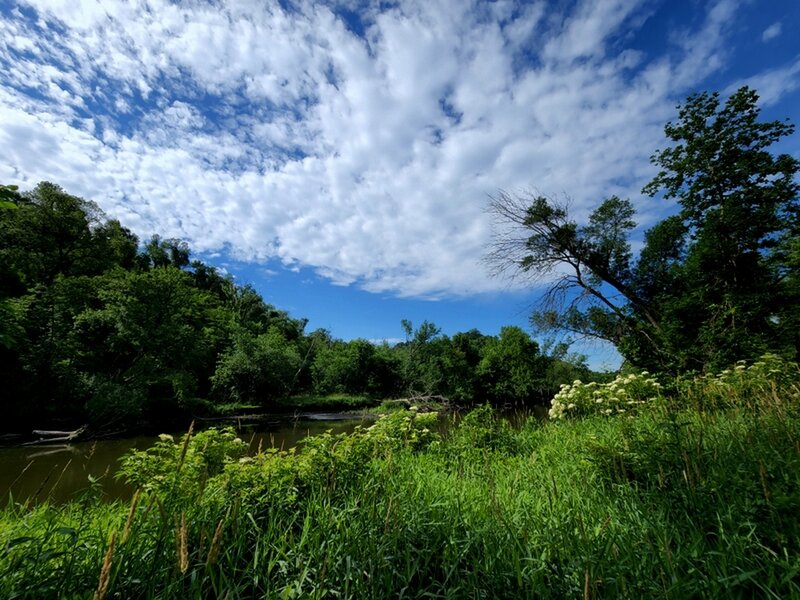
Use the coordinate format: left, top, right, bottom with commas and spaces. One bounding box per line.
682, 353, 800, 409
548, 372, 663, 420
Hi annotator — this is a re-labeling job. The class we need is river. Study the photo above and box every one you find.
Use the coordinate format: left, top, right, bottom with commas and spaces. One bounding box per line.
0, 414, 370, 505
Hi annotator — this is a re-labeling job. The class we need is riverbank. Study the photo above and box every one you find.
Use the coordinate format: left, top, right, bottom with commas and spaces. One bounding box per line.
2, 359, 799, 598
0, 414, 371, 504
0, 394, 439, 445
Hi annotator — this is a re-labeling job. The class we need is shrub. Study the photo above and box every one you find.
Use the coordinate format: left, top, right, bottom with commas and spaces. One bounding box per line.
679, 352, 800, 411
548, 372, 663, 420
117, 426, 247, 497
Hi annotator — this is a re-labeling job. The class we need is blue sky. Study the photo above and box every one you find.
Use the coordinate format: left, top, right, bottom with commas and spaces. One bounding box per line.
1, 0, 799, 370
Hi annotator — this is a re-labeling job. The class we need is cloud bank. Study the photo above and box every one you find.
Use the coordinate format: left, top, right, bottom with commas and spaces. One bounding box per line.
1, 0, 798, 297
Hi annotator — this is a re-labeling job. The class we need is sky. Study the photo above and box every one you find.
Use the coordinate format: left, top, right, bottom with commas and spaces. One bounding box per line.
1, 0, 799, 370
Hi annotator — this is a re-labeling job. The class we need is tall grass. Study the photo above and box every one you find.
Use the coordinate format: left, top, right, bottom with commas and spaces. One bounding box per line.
2, 358, 800, 598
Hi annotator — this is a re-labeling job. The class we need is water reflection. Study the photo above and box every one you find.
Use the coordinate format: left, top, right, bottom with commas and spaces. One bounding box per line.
0, 416, 369, 505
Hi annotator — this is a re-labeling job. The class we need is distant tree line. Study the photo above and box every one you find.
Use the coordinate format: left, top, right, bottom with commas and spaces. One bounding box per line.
0, 182, 592, 431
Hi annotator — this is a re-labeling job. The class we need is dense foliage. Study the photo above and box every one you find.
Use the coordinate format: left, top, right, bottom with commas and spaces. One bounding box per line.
489, 87, 800, 373
2, 358, 799, 598
0, 183, 590, 431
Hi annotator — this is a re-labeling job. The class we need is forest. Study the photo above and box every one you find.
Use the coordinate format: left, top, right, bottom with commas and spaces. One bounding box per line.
0, 180, 591, 434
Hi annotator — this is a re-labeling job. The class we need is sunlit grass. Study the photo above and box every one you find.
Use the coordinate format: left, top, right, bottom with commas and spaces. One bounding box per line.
2, 360, 800, 598
276, 394, 378, 411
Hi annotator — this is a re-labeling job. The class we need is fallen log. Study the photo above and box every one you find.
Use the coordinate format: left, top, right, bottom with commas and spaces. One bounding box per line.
383, 395, 451, 412
23, 426, 87, 446
32, 429, 79, 437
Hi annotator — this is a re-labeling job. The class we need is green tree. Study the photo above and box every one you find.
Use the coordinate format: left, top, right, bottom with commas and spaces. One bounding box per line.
397, 320, 443, 395
311, 339, 375, 395
476, 326, 548, 405
74, 268, 221, 422
641, 87, 799, 368
0, 180, 317, 429
219, 280, 306, 339
0, 186, 22, 349
211, 328, 301, 405
0, 182, 106, 286
0, 184, 20, 209
489, 87, 799, 372
13, 276, 101, 422
0, 182, 140, 293
311, 338, 403, 398
142, 234, 190, 270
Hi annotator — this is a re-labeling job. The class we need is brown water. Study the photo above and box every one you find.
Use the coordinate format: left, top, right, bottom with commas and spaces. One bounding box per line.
0, 415, 369, 505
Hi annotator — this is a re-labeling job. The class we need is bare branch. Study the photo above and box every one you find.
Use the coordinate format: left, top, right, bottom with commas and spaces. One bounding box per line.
485, 189, 670, 359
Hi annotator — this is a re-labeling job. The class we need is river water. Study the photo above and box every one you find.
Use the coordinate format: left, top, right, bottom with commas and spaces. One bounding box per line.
0, 414, 370, 505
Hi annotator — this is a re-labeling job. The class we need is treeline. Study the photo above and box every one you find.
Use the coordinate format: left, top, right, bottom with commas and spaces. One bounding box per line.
0, 182, 591, 431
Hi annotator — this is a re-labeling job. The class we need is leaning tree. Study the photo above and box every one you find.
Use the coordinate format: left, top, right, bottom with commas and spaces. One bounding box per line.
488, 87, 799, 372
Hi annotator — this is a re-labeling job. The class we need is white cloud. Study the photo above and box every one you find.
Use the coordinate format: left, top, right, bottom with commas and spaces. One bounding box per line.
0, 0, 790, 298
726, 57, 800, 107
762, 21, 782, 42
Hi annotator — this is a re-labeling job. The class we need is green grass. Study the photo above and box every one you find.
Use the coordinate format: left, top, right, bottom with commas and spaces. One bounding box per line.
206, 395, 383, 418
2, 364, 800, 598
210, 402, 264, 416
275, 393, 379, 411
207, 395, 440, 417
357, 398, 446, 415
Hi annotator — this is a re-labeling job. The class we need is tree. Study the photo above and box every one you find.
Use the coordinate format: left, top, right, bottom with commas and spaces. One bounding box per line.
488, 193, 666, 362
142, 234, 190, 270
397, 320, 443, 395
0, 184, 20, 209
219, 280, 306, 339
211, 328, 301, 405
641, 87, 799, 368
488, 87, 799, 372
0, 180, 318, 428
476, 326, 548, 405
311, 339, 376, 395
0, 186, 21, 349
93, 219, 139, 271
0, 182, 140, 292
13, 276, 101, 421
74, 268, 221, 421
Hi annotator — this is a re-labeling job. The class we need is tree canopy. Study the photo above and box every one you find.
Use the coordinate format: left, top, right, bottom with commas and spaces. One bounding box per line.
1, 182, 592, 431
489, 86, 799, 372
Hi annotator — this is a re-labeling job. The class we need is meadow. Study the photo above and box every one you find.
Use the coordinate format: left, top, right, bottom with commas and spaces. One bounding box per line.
1, 355, 799, 599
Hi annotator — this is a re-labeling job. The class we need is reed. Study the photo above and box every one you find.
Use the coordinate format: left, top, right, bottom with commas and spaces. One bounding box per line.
176, 512, 188, 574
206, 519, 224, 567
121, 489, 140, 544
92, 530, 116, 600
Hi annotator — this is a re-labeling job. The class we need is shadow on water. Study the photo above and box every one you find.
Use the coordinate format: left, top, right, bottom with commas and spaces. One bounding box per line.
0, 406, 549, 505
0, 414, 370, 505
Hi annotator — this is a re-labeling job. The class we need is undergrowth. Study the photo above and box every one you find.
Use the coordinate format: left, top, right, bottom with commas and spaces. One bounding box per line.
2, 357, 799, 598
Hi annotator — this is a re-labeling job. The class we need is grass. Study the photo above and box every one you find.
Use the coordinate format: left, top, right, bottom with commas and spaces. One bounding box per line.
274, 393, 379, 412
2, 361, 800, 598
207, 394, 379, 417
209, 394, 441, 418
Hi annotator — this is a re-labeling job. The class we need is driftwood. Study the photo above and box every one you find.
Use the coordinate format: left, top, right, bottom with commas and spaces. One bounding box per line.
23, 426, 87, 446
31, 429, 80, 437
384, 395, 451, 412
